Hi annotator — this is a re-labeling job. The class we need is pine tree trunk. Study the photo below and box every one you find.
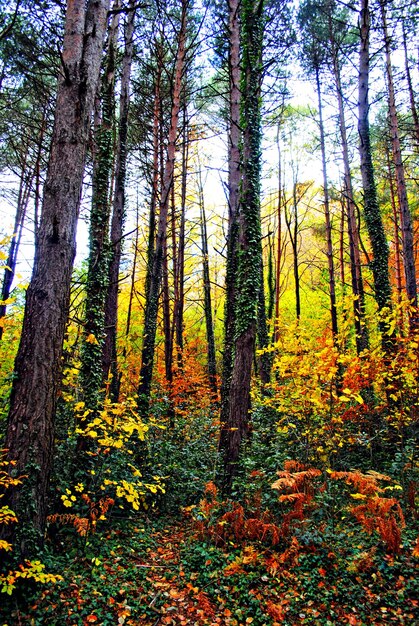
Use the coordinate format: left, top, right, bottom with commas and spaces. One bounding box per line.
80, 4, 119, 413
315, 67, 338, 339
0, 113, 47, 339
274, 123, 283, 343
198, 165, 217, 395
358, 0, 392, 319
138, 0, 187, 414
173, 109, 188, 369
331, 49, 368, 353
222, 0, 264, 493
3, 0, 110, 556
219, 0, 241, 456
0, 159, 32, 339
103, 1, 136, 400
402, 20, 419, 151
380, 0, 417, 321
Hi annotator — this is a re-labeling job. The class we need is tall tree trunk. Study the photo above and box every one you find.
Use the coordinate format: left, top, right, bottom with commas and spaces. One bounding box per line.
331, 46, 368, 353
3, 0, 110, 556
103, 1, 136, 400
198, 164, 217, 395
219, 0, 241, 465
125, 201, 140, 339
0, 160, 32, 339
173, 107, 188, 370
385, 144, 403, 308
80, 3, 119, 413
315, 66, 338, 340
138, 0, 187, 414
0, 112, 47, 339
285, 180, 302, 321
358, 0, 392, 321
402, 20, 419, 151
380, 0, 417, 323
274, 123, 284, 342
257, 258, 271, 385
221, 0, 264, 493
162, 232, 173, 385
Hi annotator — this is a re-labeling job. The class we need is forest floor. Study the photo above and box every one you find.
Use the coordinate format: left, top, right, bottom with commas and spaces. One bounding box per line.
3, 513, 418, 626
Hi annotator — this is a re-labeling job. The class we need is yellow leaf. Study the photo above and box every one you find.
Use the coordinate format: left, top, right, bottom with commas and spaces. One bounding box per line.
86, 333, 99, 345
350, 493, 367, 500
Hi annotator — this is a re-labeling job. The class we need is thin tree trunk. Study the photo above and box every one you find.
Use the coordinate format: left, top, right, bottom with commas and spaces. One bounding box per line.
274, 123, 283, 342
125, 201, 140, 339
198, 164, 217, 395
402, 20, 419, 150
162, 233, 173, 385
3, 0, 110, 555
331, 47, 368, 353
0, 160, 31, 339
173, 108, 188, 369
385, 145, 403, 308
380, 0, 417, 322
257, 258, 271, 385
315, 67, 338, 339
285, 181, 301, 321
138, 0, 187, 414
103, 1, 136, 400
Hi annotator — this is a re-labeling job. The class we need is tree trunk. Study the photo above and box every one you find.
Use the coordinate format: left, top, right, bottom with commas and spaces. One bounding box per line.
380, 0, 417, 323
315, 66, 338, 340
402, 20, 419, 151
80, 3, 119, 413
219, 0, 241, 465
198, 163, 217, 395
0, 112, 47, 339
358, 0, 392, 319
173, 108, 188, 370
103, 1, 136, 401
274, 123, 284, 342
257, 258, 271, 385
0, 159, 32, 339
331, 46, 368, 354
3, 0, 110, 556
222, 0, 264, 493
138, 0, 187, 414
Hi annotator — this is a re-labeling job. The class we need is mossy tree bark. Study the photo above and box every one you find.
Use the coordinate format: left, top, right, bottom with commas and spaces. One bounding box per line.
358, 0, 392, 322
221, 0, 264, 494
219, 0, 241, 459
3, 0, 110, 556
103, 1, 136, 401
80, 3, 120, 414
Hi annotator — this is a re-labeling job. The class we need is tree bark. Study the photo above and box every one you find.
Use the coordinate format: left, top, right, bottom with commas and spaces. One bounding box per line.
358, 0, 392, 319
222, 0, 264, 493
219, 0, 241, 466
380, 0, 417, 323
80, 1, 119, 414
138, 0, 187, 414
315, 66, 338, 340
198, 163, 217, 395
331, 43, 368, 354
103, 1, 136, 401
3, 0, 110, 556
